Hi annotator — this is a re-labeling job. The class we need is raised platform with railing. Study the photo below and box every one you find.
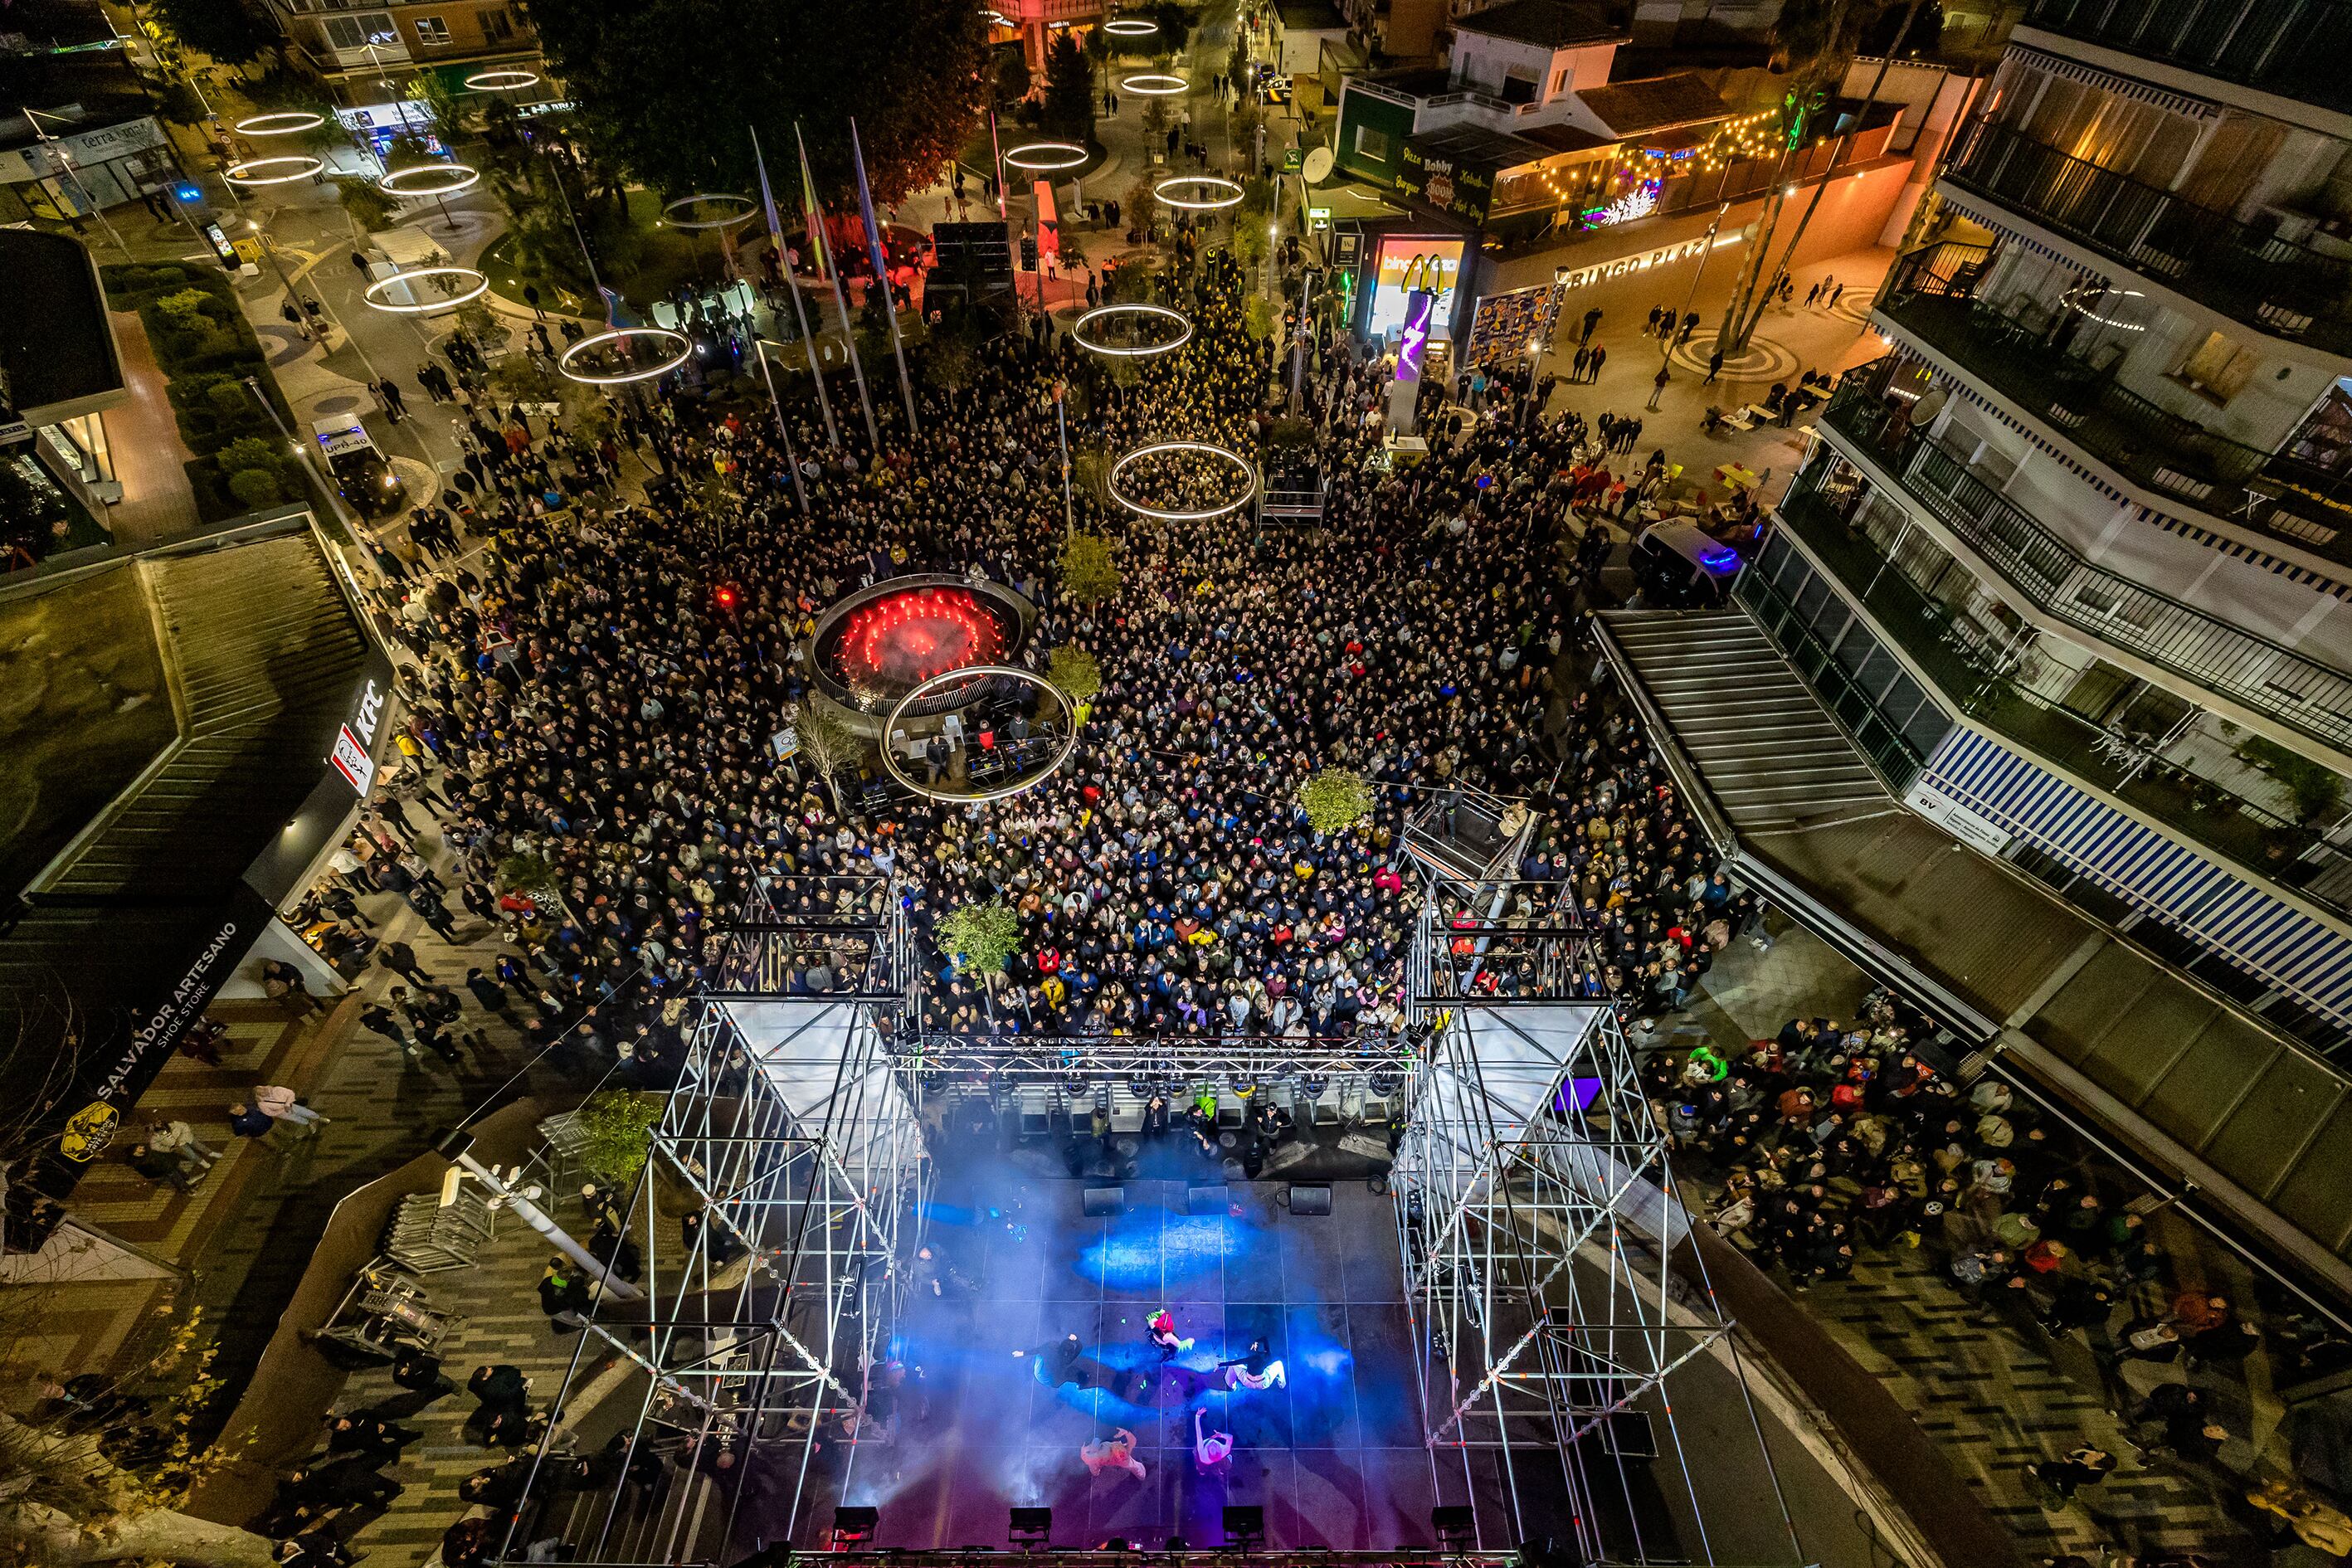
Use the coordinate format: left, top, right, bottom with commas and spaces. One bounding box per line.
1874, 241, 2352, 563
2018, 0, 2352, 114
1942, 119, 2352, 354
1821, 366, 2352, 759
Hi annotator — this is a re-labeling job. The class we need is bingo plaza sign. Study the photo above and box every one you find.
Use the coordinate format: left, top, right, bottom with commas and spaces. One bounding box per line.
1554, 230, 1743, 295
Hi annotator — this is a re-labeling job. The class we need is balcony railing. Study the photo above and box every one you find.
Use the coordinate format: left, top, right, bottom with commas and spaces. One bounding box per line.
1776, 470, 2348, 908
1945, 120, 2352, 354
1877, 241, 2352, 563
1823, 368, 2352, 757
2019, 0, 2352, 115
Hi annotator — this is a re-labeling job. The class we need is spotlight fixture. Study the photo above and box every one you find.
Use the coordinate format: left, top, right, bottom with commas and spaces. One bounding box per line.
1009, 1506, 1053, 1551
1299, 1074, 1328, 1099
831, 1506, 879, 1546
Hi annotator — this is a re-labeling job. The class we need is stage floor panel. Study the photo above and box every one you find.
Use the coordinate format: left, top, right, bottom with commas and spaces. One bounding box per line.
806, 1176, 1460, 1552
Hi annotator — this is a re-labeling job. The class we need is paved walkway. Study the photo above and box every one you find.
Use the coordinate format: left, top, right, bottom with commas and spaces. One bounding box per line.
1661, 922, 2283, 1564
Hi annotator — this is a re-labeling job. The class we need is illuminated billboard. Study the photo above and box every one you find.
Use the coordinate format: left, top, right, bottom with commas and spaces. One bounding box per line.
1366, 235, 1465, 343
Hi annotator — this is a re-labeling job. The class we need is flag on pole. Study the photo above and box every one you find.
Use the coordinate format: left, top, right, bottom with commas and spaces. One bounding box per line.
850, 116, 920, 434
796, 126, 830, 281
753, 124, 839, 450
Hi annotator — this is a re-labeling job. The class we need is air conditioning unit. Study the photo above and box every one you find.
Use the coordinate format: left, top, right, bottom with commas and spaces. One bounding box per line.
2256, 204, 2321, 246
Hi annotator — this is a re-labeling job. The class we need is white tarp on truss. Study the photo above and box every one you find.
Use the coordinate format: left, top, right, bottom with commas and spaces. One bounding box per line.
720, 997, 918, 1176
1425, 1004, 1688, 1250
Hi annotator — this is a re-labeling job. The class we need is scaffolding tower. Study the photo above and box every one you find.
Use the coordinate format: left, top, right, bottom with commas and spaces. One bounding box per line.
496, 878, 928, 1566
1393, 894, 1797, 1564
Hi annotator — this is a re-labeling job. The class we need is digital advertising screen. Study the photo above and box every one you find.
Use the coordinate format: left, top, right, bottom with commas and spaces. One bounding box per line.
1365, 235, 1465, 343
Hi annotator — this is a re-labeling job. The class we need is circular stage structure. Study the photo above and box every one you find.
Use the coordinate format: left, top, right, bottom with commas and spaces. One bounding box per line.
807, 575, 1032, 719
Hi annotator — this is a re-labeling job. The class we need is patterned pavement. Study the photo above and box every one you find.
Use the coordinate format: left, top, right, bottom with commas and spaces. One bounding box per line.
1672, 919, 2281, 1566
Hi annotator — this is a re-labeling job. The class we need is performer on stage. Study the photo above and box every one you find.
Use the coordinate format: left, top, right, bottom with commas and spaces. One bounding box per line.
1027, 1332, 1085, 1386
1194, 1408, 1234, 1473
1081, 1427, 1148, 1480
1147, 1307, 1194, 1359
1220, 1337, 1288, 1390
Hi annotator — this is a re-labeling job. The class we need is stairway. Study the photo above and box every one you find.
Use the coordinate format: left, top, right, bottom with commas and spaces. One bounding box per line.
1596, 610, 1890, 833
36, 532, 368, 903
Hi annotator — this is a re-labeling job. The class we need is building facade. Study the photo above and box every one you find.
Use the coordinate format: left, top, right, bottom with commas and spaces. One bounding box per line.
1763, 0, 2352, 1054
261, 0, 558, 143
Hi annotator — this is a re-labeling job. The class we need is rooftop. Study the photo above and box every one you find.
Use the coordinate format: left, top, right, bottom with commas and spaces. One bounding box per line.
1575, 71, 1733, 137
1277, 0, 1348, 31
0, 229, 124, 422
1451, 0, 1629, 49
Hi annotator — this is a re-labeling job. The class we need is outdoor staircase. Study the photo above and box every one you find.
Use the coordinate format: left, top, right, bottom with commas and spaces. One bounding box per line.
32, 532, 368, 903
1595, 610, 1890, 833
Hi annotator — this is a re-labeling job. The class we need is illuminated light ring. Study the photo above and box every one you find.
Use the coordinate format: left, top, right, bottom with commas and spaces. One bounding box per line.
879, 665, 1079, 805
1070, 302, 1192, 358
464, 69, 541, 90
1154, 173, 1243, 210
2059, 280, 2148, 332
660, 192, 757, 230
1103, 16, 1158, 33
1121, 72, 1187, 95
361, 265, 490, 314
557, 326, 693, 385
226, 156, 324, 186
1107, 439, 1258, 522
1004, 141, 1089, 172
378, 162, 482, 198
234, 110, 325, 136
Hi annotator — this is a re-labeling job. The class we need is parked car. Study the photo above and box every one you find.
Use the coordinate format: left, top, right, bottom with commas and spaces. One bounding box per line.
311, 415, 405, 519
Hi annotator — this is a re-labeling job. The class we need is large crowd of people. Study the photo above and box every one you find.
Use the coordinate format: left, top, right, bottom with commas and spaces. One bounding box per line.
293, 245, 1759, 1076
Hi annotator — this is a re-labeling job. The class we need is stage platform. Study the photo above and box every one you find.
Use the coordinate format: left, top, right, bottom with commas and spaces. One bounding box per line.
783, 1174, 1539, 1553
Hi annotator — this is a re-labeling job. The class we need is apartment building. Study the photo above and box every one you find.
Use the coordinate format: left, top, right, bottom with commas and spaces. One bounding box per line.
1757, 0, 2352, 1054
261, 0, 556, 138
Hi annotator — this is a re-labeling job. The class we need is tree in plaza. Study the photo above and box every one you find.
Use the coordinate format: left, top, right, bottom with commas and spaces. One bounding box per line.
407, 71, 469, 145
1058, 530, 1121, 602
997, 50, 1034, 105
1716, 0, 1902, 354
1296, 767, 1374, 836
792, 703, 863, 817
148, 0, 275, 66
522, 0, 990, 206
1045, 644, 1103, 706
937, 898, 1021, 981
336, 178, 399, 232
1042, 31, 1096, 146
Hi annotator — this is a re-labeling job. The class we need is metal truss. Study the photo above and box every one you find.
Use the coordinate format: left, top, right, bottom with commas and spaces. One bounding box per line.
884, 1030, 1419, 1083
704, 874, 916, 1003
495, 884, 930, 1567
1391, 947, 1794, 1563
1409, 880, 1597, 1010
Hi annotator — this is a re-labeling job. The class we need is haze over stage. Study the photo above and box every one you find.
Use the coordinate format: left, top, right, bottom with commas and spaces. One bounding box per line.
783, 1173, 1473, 1552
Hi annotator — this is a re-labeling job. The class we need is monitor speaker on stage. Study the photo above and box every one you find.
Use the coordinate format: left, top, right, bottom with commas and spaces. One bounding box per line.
1083, 1186, 1126, 1216
1287, 1183, 1332, 1216
1186, 1184, 1230, 1215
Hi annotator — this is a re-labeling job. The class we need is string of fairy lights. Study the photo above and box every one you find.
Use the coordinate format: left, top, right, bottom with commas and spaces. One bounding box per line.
1516, 105, 1795, 222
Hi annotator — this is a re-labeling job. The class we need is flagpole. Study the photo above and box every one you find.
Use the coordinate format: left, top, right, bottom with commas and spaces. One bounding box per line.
753, 125, 839, 449
851, 117, 920, 436
799, 122, 881, 451
753, 338, 811, 515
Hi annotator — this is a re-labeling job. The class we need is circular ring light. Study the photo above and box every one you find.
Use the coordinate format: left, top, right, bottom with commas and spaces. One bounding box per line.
1071, 302, 1193, 358
1107, 440, 1258, 522
234, 110, 324, 137
1154, 174, 1244, 210
1122, 72, 1187, 95
1103, 16, 1158, 33
879, 665, 1079, 804
465, 69, 541, 90
1004, 141, 1088, 172
225, 156, 324, 186
379, 162, 481, 198
362, 265, 490, 314
660, 192, 757, 230
558, 326, 694, 385
2059, 280, 2147, 332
